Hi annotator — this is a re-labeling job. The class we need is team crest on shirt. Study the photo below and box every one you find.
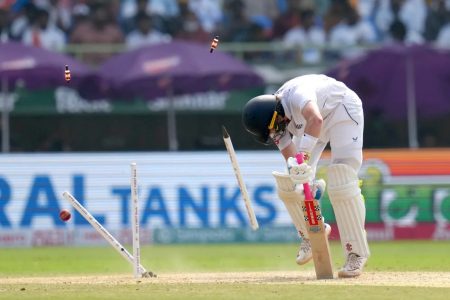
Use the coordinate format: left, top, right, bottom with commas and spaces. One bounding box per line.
294, 123, 303, 129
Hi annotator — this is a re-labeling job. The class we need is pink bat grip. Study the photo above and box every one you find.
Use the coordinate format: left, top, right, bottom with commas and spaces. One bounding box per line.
295, 153, 313, 200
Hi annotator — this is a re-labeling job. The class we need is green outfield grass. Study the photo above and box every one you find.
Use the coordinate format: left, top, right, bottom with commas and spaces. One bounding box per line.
1, 241, 449, 299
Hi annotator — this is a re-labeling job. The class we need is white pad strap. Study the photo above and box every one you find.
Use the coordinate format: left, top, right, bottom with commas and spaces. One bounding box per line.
272, 171, 309, 239
327, 164, 370, 258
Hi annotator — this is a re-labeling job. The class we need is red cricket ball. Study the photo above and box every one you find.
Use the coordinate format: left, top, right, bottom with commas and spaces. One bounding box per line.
59, 209, 71, 222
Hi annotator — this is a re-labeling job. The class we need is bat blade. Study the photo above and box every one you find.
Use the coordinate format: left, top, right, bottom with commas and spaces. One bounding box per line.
296, 153, 334, 279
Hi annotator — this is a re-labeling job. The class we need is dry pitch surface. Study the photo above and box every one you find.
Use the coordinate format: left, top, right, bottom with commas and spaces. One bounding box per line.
2, 271, 449, 288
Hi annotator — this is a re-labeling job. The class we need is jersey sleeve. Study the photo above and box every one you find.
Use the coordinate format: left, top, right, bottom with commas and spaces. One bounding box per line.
291, 87, 316, 114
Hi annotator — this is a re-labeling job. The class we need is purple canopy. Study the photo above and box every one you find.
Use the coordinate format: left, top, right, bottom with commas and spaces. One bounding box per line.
327, 44, 450, 120
0, 42, 104, 99
99, 40, 264, 100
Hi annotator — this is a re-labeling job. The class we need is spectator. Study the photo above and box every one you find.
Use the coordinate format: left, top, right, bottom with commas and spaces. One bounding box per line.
52, 0, 72, 33
126, 12, 171, 49
276, 0, 288, 14
288, 0, 310, 11
278, 8, 302, 42
423, 0, 449, 41
283, 9, 326, 47
119, 0, 146, 22
243, 0, 280, 21
70, 3, 90, 32
149, 0, 179, 18
119, 0, 162, 33
109, 0, 123, 22
239, 0, 278, 41
70, 2, 124, 65
283, 9, 326, 64
323, 0, 347, 36
221, 0, 253, 42
120, 0, 180, 34
32, 0, 73, 33
314, 0, 332, 17
328, 3, 377, 49
375, 0, 426, 44
273, 12, 298, 40
385, 18, 407, 43
175, 10, 210, 43
273, 0, 309, 39
188, 0, 224, 33
355, 0, 377, 20
122, 0, 147, 33
249, 14, 274, 40
10, 2, 38, 40
436, 18, 450, 48
154, 0, 182, 36
22, 8, 66, 51
0, 8, 12, 42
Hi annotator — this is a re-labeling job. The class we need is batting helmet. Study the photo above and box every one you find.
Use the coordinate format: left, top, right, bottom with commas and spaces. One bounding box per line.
242, 95, 283, 145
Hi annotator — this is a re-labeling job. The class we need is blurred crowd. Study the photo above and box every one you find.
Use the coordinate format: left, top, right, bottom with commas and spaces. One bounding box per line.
1, 0, 450, 150
0, 0, 450, 65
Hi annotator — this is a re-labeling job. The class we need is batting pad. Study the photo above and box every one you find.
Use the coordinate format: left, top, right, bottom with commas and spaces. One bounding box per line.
327, 164, 370, 258
272, 171, 309, 239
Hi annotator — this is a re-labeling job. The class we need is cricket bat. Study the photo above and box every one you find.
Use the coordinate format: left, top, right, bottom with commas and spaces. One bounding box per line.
296, 153, 334, 279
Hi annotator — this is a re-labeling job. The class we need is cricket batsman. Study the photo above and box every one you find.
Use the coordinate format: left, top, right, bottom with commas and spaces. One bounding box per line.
242, 74, 370, 278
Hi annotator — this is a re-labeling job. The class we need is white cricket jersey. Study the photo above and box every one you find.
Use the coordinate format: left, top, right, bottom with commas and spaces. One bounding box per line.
274, 74, 363, 150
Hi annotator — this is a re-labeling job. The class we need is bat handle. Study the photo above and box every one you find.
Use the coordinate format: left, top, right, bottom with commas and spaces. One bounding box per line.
295, 153, 313, 200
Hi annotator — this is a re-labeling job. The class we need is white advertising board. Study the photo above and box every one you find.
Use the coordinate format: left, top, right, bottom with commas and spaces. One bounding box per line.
0, 151, 290, 234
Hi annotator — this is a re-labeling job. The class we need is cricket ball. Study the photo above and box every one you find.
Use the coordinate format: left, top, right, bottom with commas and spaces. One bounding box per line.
59, 209, 71, 222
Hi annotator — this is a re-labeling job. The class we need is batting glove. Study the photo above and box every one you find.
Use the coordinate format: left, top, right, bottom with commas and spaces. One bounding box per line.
287, 156, 313, 184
